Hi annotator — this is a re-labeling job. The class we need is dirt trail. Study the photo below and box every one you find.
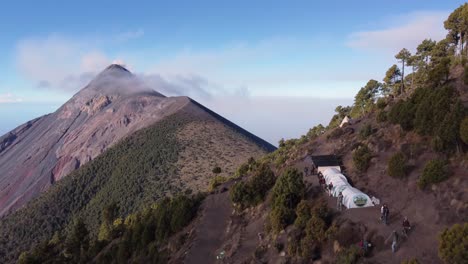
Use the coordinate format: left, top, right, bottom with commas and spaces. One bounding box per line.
184, 191, 232, 264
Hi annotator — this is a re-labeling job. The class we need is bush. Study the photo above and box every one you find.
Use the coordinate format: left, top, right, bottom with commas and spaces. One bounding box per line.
460, 117, 468, 145
438, 223, 468, 264
352, 145, 372, 172
269, 168, 305, 232
359, 123, 373, 139
376, 110, 387, 123
376, 98, 387, 109
212, 167, 222, 174
336, 244, 362, 264
294, 200, 312, 229
387, 152, 408, 178
418, 159, 448, 189
229, 163, 275, 208
209, 175, 228, 191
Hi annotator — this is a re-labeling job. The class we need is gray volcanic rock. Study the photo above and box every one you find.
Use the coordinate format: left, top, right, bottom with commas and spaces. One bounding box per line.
0, 65, 190, 216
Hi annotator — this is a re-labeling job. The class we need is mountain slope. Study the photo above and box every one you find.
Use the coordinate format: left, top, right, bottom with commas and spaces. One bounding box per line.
0, 94, 275, 263
0, 65, 275, 217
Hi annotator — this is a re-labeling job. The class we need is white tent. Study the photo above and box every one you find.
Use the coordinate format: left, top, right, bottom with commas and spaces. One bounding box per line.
322, 168, 374, 208
340, 116, 351, 127
340, 186, 373, 208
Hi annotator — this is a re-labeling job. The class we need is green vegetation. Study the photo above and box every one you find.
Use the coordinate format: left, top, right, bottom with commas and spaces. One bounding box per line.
269, 168, 305, 232
388, 85, 465, 153
329, 106, 351, 128
18, 195, 203, 264
288, 199, 333, 259
418, 159, 449, 189
376, 98, 387, 109
387, 152, 408, 178
352, 145, 372, 172
335, 245, 362, 264
0, 111, 197, 263
230, 163, 275, 208
212, 166, 222, 174
376, 110, 388, 123
438, 223, 468, 264
359, 123, 373, 139
350, 80, 382, 117
209, 175, 228, 191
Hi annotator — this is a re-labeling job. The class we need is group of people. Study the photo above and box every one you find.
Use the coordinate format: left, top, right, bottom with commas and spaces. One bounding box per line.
317, 171, 343, 210
305, 165, 414, 254
381, 203, 412, 253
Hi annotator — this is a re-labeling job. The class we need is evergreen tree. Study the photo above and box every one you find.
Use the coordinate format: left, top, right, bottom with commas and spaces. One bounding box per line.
395, 48, 411, 93
383, 65, 401, 95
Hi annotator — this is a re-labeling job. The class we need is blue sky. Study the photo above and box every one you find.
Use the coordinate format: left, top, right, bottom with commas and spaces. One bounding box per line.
0, 0, 464, 143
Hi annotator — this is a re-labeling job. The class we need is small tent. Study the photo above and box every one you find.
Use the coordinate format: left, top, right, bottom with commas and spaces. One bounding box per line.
322, 168, 374, 208
339, 116, 351, 127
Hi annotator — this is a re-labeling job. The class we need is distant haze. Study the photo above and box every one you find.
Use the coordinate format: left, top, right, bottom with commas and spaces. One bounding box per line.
0, 97, 351, 146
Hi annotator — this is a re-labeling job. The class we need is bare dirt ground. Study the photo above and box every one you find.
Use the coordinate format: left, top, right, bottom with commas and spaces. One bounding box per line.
184, 189, 233, 264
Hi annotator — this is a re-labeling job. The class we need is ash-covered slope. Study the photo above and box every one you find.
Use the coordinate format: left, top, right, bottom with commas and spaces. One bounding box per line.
0, 64, 275, 217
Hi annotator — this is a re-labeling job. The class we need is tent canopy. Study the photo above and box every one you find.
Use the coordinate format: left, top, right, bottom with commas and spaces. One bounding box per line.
322, 168, 374, 208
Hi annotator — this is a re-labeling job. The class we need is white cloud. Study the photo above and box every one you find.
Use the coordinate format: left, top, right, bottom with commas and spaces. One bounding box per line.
347, 11, 449, 53
16, 35, 115, 91
0, 93, 23, 103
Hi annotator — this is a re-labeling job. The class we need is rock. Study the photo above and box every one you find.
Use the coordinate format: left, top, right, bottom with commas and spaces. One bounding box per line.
279, 251, 286, 257
431, 184, 438, 191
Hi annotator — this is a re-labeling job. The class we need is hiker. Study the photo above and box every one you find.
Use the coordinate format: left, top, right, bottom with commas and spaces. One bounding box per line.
304, 167, 309, 176
359, 238, 371, 256
337, 191, 344, 211
328, 182, 334, 196
391, 230, 399, 253
381, 204, 389, 225
402, 217, 411, 236
319, 175, 326, 191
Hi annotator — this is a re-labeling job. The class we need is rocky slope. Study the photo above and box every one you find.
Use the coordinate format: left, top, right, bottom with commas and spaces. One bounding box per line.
0, 64, 275, 217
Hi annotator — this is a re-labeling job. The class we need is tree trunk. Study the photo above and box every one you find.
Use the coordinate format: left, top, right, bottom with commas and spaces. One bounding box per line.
411, 65, 415, 90
401, 61, 405, 94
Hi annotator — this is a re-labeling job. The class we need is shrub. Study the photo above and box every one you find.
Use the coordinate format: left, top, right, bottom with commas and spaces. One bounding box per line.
387, 152, 408, 178
294, 200, 312, 229
212, 167, 222, 174
376, 98, 387, 109
438, 223, 468, 264
376, 110, 387, 123
359, 123, 373, 139
418, 159, 448, 189
269, 168, 305, 232
336, 244, 362, 264
460, 117, 468, 145
352, 145, 372, 172
209, 175, 228, 191
229, 163, 275, 208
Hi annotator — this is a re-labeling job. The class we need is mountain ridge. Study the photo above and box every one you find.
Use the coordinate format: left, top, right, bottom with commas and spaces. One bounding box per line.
0, 65, 275, 217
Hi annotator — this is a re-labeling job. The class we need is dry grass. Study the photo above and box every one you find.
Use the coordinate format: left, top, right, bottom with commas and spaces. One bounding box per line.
176, 120, 267, 191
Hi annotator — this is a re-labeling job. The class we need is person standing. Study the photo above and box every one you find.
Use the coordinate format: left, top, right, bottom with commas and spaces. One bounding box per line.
328, 182, 334, 196
381, 204, 389, 225
391, 231, 399, 253
319, 175, 326, 191
337, 191, 344, 211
